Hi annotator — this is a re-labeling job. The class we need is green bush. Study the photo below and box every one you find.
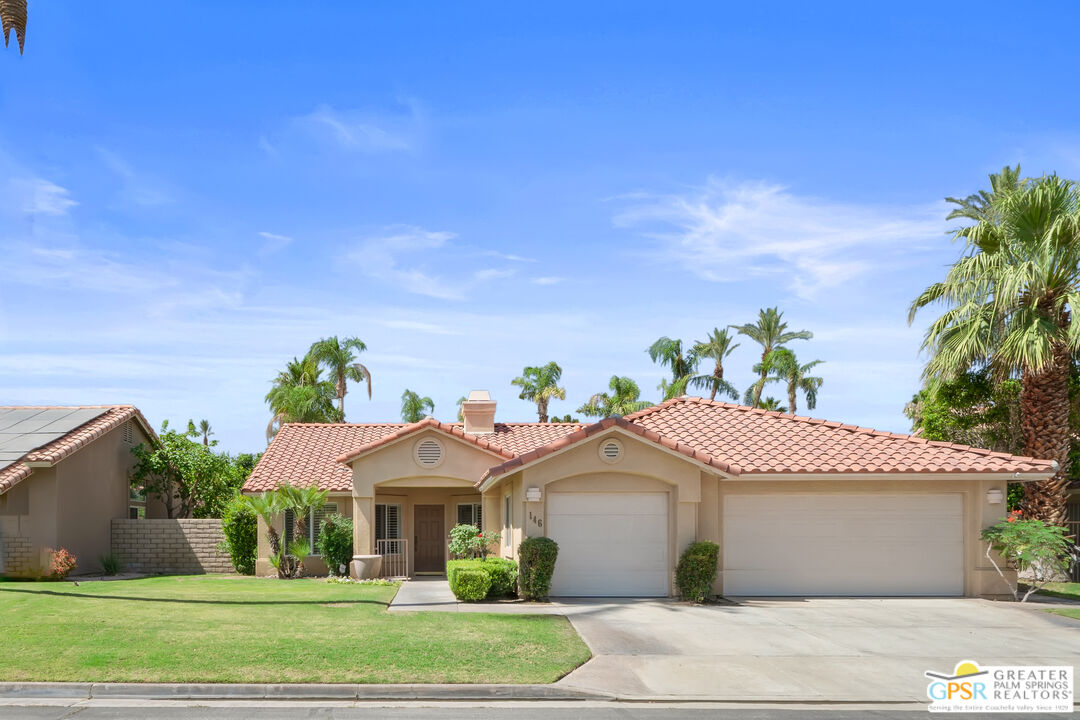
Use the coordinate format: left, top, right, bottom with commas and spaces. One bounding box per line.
99, 552, 122, 575
221, 495, 257, 575
676, 540, 719, 602
449, 568, 491, 602
518, 536, 558, 600
447, 558, 518, 599
317, 513, 354, 576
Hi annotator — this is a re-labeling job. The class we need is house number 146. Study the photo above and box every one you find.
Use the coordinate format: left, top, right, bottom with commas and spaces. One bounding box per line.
528, 511, 543, 528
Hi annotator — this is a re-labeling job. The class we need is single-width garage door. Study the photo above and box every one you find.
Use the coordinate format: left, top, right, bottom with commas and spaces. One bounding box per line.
723, 493, 964, 597
547, 492, 669, 597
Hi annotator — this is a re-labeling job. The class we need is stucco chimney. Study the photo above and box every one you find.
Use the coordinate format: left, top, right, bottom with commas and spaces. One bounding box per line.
462, 390, 496, 434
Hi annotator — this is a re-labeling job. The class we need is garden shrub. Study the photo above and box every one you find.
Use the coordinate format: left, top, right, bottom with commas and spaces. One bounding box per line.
676, 540, 719, 602
448, 523, 500, 559
982, 510, 1076, 602
48, 547, 77, 580
317, 513, 355, 576
518, 536, 558, 600
99, 552, 122, 576
446, 558, 518, 599
221, 495, 257, 575
449, 568, 491, 602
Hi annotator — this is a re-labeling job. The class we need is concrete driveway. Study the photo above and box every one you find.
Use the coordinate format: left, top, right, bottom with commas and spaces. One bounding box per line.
553, 597, 1080, 701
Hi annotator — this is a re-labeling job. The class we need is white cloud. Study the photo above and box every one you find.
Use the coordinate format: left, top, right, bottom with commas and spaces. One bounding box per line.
257, 231, 293, 256
531, 276, 563, 286
11, 178, 77, 216
97, 147, 174, 207
474, 268, 516, 282
297, 102, 420, 153
613, 177, 945, 298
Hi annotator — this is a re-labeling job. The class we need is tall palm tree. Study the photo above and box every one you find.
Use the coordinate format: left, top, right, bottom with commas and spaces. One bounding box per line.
197, 419, 213, 446
0, 0, 27, 54
400, 389, 435, 423
758, 396, 788, 412
309, 336, 372, 417
648, 337, 698, 400
691, 328, 740, 401
910, 169, 1080, 525
757, 348, 823, 415
731, 308, 812, 408
265, 355, 339, 441
511, 362, 566, 422
578, 376, 654, 418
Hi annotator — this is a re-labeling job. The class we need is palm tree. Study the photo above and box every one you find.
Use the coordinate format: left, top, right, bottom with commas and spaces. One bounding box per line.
511, 362, 566, 423
759, 348, 823, 415
758, 397, 788, 412
277, 484, 328, 577
732, 308, 812, 408
648, 337, 698, 400
197, 419, 213, 446
400, 389, 435, 423
691, 328, 740, 401
265, 355, 339, 441
578, 376, 654, 418
244, 492, 286, 578
0, 0, 27, 54
309, 336, 372, 417
910, 169, 1080, 525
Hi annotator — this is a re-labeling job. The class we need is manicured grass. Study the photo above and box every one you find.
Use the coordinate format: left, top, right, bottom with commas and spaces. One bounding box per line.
1034, 582, 1080, 602
0, 575, 589, 684
1050, 608, 1080, 621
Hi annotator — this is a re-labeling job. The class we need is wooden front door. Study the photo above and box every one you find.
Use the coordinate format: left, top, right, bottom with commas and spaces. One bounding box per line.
414, 505, 445, 574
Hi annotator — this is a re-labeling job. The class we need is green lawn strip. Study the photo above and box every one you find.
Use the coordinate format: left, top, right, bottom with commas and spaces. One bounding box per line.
1048, 608, 1080, 621
0, 575, 589, 684
1030, 582, 1080, 602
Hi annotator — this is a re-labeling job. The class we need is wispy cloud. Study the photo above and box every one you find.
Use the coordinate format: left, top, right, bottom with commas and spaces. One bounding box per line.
257, 231, 293, 256
293, 101, 422, 153
614, 177, 945, 298
97, 147, 174, 207
10, 178, 77, 216
531, 276, 563, 286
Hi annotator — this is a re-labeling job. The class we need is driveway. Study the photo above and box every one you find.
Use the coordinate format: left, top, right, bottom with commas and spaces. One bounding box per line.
553, 597, 1080, 701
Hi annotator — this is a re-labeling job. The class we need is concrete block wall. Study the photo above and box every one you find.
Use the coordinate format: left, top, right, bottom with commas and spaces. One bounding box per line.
0, 534, 34, 575
111, 519, 234, 574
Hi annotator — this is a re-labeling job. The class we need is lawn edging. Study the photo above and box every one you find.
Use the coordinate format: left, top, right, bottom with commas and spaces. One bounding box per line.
0, 682, 612, 702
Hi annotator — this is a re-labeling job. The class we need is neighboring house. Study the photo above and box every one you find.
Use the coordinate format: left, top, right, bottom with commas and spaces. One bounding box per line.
243, 391, 1056, 598
0, 406, 157, 576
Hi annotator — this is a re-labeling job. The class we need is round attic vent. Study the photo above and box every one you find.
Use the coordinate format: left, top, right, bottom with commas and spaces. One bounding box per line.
415, 438, 444, 468
599, 438, 623, 463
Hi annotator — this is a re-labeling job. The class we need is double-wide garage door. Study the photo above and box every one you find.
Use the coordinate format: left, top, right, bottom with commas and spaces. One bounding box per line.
547, 492, 669, 597
723, 493, 964, 596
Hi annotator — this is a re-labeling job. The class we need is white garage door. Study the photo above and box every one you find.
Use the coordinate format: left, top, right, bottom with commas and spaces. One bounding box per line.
547, 492, 669, 597
723, 493, 964, 597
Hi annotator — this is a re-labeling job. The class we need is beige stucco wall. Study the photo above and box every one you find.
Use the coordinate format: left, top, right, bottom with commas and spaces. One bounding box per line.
0, 420, 151, 577
482, 428, 1018, 599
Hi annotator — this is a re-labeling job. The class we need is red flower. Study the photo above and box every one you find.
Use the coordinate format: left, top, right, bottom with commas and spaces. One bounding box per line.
1006, 515, 1017, 522
477, 533, 483, 538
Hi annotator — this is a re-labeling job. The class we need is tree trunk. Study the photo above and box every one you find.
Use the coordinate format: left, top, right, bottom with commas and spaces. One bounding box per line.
788, 382, 797, 416
710, 364, 721, 401
1019, 347, 1071, 526
538, 398, 549, 423
753, 350, 768, 407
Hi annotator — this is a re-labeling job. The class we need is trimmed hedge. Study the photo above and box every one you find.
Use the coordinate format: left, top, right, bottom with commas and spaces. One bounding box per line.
518, 536, 559, 600
221, 495, 257, 575
450, 568, 491, 601
676, 540, 719, 602
446, 558, 518, 601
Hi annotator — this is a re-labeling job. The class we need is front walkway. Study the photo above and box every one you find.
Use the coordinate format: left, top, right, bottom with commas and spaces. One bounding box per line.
387, 577, 457, 611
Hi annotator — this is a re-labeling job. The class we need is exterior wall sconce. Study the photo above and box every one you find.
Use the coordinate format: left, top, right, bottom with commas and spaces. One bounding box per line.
986, 488, 1004, 504
526, 487, 542, 502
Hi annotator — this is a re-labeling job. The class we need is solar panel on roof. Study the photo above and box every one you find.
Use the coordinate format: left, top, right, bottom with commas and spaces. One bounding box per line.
0, 408, 109, 467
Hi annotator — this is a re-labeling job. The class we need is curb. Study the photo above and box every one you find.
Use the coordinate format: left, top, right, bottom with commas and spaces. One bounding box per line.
0, 682, 613, 702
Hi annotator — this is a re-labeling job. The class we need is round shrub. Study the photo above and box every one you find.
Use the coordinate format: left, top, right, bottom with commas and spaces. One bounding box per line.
317, 513, 355, 576
518, 536, 558, 600
450, 568, 491, 602
676, 540, 719, 602
446, 558, 518, 599
221, 495, 257, 575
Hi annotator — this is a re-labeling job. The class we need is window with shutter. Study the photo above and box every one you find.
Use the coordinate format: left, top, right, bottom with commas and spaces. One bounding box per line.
312, 503, 337, 554
456, 503, 482, 528
284, 509, 295, 548
375, 504, 402, 540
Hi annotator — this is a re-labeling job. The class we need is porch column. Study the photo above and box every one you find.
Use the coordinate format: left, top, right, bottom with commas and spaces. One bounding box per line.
350, 496, 381, 580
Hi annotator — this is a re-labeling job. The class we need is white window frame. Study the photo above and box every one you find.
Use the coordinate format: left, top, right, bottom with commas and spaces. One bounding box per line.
457, 502, 483, 529
504, 493, 512, 548
375, 503, 402, 541
284, 503, 338, 556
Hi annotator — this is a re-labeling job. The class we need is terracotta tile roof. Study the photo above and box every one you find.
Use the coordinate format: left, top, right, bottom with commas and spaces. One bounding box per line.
243, 420, 583, 493
480, 396, 1058, 485
0, 405, 155, 495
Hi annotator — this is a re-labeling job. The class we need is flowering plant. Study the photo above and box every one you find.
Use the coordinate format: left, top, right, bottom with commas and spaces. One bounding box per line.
48, 547, 77, 580
448, 524, 501, 560
981, 512, 1075, 602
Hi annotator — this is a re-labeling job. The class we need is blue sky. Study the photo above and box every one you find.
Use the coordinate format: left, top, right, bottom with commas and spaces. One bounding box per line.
1, 2, 1079, 453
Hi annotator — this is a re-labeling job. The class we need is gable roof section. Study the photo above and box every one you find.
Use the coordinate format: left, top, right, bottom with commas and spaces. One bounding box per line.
0, 405, 155, 495
479, 396, 1058, 486
242, 420, 583, 493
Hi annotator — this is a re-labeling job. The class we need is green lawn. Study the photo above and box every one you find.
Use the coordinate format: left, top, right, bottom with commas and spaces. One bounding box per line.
0, 575, 590, 684
1027, 582, 1080, 621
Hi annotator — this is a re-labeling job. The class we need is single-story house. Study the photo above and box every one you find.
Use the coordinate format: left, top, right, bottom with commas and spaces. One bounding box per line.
242, 391, 1057, 597
0, 405, 157, 576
